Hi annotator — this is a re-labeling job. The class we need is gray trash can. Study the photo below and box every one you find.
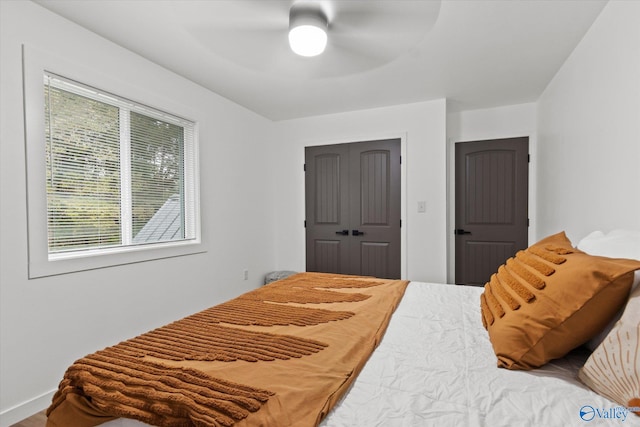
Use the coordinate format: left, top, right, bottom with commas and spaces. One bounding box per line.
264, 270, 297, 285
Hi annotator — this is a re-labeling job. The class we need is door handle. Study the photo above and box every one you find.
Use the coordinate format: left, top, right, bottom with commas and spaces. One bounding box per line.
454, 229, 472, 235
352, 230, 365, 236
335, 230, 349, 235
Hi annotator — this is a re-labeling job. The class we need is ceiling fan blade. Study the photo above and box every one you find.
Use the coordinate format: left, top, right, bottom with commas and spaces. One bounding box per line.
333, 1, 440, 31
169, 0, 289, 30
186, 25, 288, 71
327, 38, 394, 68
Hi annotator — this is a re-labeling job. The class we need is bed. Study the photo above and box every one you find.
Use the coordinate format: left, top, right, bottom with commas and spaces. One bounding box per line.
47, 231, 640, 427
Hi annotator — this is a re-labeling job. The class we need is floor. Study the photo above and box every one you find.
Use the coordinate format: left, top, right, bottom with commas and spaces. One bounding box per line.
9, 410, 46, 427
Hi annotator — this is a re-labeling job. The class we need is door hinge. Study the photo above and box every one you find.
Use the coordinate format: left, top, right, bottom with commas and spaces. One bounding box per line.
527, 218, 530, 227
303, 163, 306, 172
304, 220, 307, 228
527, 154, 530, 163
400, 219, 402, 228
400, 156, 402, 165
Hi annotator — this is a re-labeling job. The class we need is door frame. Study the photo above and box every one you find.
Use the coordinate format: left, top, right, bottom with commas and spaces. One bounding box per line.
303, 132, 408, 280
446, 134, 537, 284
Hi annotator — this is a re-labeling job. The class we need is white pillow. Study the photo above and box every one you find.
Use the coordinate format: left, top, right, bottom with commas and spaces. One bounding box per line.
577, 229, 640, 350
577, 229, 640, 260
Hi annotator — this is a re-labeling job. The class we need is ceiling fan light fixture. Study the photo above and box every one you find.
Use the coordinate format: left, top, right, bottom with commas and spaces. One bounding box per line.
288, 6, 327, 57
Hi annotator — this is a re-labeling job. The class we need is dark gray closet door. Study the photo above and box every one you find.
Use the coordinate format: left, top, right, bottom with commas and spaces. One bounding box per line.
305, 139, 401, 279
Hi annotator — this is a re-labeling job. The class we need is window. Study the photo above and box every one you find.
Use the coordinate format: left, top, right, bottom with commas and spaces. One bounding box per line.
24, 46, 202, 278
44, 74, 197, 257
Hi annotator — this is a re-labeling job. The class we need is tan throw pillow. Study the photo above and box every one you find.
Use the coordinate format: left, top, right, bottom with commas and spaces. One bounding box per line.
480, 231, 640, 370
579, 285, 640, 416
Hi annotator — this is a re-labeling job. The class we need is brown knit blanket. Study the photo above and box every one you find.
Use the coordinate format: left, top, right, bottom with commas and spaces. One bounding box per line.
46, 272, 409, 427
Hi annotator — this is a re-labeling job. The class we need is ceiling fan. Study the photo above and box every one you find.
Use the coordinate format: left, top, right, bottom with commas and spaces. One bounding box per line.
172, 0, 441, 78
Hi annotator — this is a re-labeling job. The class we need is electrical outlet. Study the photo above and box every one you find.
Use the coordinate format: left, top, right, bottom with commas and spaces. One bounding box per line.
243, 269, 249, 280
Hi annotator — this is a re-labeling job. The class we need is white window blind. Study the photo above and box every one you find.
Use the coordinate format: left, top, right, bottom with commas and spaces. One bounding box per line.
44, 73, 198, 257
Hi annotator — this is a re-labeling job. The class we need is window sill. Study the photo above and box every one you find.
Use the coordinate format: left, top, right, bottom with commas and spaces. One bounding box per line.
30, 239, 206, 279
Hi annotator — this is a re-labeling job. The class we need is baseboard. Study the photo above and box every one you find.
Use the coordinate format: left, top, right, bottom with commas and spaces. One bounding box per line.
0, 389, 54, 427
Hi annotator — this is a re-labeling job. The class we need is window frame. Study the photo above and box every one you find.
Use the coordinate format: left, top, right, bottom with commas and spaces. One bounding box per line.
23, 45, 204, 278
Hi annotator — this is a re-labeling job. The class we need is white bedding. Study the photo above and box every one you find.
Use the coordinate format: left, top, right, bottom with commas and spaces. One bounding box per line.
104, 282, 640, 427
322, 282, 640, 427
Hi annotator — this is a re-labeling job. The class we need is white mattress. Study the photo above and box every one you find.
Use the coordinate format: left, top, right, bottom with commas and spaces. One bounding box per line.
105, 282, 640, 427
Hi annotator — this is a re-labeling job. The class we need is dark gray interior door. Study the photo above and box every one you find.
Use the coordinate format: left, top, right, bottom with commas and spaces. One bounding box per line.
455, 137, 529, 285
304, 143, 350, 275
306, 139, 401, 279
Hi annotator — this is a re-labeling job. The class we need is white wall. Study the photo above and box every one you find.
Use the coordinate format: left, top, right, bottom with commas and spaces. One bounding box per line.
536, 0, 640, 243
446, 103, 537, 282
0, 2, 276, 424
272, 100, 448, 283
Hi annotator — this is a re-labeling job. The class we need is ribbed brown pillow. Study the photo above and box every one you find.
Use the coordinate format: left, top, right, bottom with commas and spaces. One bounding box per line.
480, 231, 640, 370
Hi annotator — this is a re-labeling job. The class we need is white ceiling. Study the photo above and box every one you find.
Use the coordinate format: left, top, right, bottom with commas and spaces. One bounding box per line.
35, 0, 608, 121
